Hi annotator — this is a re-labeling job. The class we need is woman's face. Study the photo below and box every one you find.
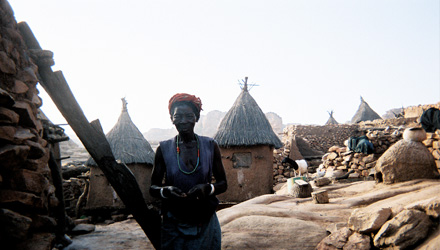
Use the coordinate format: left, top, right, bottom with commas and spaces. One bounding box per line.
171, 104, 197, 135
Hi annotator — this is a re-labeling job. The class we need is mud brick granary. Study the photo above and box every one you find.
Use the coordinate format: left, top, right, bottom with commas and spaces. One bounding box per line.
214, 78, 282, 202
85, 98, 155, 212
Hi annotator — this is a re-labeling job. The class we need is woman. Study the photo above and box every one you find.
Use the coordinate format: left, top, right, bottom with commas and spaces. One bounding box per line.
150, 93, 227, 250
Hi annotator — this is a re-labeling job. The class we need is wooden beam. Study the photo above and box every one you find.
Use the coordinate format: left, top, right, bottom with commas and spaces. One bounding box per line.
18, 22, 161, 249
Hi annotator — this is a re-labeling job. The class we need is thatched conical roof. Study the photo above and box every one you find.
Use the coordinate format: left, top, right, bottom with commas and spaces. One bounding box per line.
351, 97, 382, 124
214, 78, 282, 148
325, 110, 339, 125
86, 98, 155, 166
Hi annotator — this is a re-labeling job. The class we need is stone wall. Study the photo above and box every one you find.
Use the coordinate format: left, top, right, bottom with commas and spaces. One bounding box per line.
404, 102, 440, 118
283, 124, 362, 153
321, 128, 403, 178
272, 124, 361, 185
318, 128, 440, 180
272, 118, 425, 186
423, 130, 440, 173
0, 1, 59, 249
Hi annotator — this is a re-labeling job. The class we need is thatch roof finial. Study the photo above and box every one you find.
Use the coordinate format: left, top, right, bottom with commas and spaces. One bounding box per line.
121, 97, 128, 112
243, 77, 248, 92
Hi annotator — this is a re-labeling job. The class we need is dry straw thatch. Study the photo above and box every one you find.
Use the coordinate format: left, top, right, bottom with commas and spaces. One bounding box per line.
325, 110, 339, 125
351, 96, 382, 124
86, 98, 155, 166
214, 79, 282, 148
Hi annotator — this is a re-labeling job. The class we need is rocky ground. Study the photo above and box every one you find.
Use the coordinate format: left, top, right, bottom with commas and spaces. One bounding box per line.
64, 218, 154, 250
63, 179, 440, 250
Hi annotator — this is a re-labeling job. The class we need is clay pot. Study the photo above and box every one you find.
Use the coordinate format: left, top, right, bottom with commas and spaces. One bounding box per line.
403, 127, 426, 142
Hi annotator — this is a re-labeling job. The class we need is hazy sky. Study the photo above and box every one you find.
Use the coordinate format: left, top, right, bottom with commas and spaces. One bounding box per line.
8, 0, 440, 136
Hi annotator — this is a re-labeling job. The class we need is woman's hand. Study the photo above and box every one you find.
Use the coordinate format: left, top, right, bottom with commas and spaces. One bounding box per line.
161, 186, 187, 199
187, 184, 212, 200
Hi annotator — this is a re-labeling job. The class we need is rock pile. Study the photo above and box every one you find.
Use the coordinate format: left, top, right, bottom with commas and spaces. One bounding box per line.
321, 128, 403, 178
318, 192, 440, 249
273, 141, 299, 184
423, 130, 440, 173
221, 180, 440, 250
0, 1, 60, 248
272, 124, 361, 186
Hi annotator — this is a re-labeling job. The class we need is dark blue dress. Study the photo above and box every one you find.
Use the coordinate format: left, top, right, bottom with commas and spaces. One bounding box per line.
159, 135, 221, 250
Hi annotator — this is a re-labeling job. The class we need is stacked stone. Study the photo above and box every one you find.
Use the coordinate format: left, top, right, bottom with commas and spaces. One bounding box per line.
272, 134, 322, 185
404, 103, 440, 118
422, 130, 440, 174
272, 125, 358, 186
283, 124, 361, 153
321, 129, 402, 177
273, 142, 295, 184
0, 1, 59, 248
323, 147, 377, 178
365, 129, 402, 154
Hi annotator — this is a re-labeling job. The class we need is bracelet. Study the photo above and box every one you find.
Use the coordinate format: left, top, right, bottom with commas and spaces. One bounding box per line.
209, 184, 215, 195
160, 188, 167, 199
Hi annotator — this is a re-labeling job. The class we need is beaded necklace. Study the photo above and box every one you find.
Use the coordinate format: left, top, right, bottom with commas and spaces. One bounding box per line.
176, 134, 200, 174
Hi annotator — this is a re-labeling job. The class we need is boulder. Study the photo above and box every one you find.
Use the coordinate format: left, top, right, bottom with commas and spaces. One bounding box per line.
344, 231, 371, 250
373, 209, 432, 249
316, 227, 371, 250
222, 215, 327, 250
316, 227, 352, 249
415, 226, 440, 250
375, 139, 440, 184
405, 197, 440, 218
348, 207, 392, 233
71, 224, 96, 235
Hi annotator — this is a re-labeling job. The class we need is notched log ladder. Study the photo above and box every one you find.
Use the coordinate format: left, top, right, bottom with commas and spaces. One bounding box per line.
18, 22, 161, 249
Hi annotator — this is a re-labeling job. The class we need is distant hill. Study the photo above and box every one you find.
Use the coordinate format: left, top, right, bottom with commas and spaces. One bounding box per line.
194, 110, 226, 137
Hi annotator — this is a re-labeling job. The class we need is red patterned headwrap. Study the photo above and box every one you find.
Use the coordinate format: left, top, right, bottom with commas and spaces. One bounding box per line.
168, 93, 203, 114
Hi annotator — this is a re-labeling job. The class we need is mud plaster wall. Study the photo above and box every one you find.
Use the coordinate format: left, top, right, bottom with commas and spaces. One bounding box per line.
86, 163, 154, 210
0, 0, 59, 249
217, 146, 274, 202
